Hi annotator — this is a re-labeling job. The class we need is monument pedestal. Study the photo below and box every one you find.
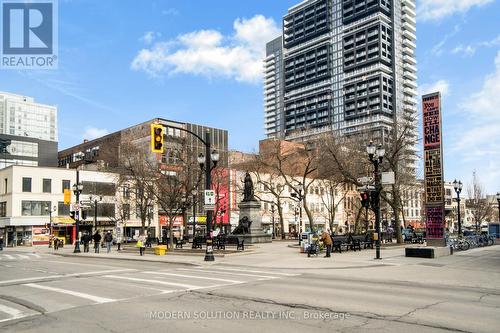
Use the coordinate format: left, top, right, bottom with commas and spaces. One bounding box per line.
230, 200, 271, 244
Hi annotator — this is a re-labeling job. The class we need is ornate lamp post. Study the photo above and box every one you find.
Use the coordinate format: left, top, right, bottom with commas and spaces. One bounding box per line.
89, 195, 102, 233
45, 205, 56, 248
72, 174, 84, 253
291, 188, 303, 245
496, 192, 500, 223
197, 145, 219, 262
452, 179, 463, 236
367, 141, 385, 260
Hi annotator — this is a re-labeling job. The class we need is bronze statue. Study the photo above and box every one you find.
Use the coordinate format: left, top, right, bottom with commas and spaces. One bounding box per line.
242, 172, 255, 202
232, 216, 252, 234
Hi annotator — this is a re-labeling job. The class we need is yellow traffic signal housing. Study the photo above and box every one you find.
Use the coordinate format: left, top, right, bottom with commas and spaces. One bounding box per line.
151, 124, 164, 153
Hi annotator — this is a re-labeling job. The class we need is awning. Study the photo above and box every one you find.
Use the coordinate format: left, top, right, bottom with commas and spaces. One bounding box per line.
52, 217, 75, 224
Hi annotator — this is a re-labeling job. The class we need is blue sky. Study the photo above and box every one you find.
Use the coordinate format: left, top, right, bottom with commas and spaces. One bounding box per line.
1, 0, 499, 194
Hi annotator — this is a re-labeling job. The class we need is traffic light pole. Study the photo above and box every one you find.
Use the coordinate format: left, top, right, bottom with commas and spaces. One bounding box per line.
204, 130, 215, 262
73, 170, 81, 253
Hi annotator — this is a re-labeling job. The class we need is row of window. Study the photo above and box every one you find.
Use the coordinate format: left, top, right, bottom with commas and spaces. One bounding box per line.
20, 177, 71, 194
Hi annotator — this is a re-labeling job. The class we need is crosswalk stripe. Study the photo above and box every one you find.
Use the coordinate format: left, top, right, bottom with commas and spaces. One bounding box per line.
4, 255, 14, 260
202, 267, 298, 277
144, 271, 244, 284
103, 275, 204, 290
17, 255, 30, 260
0, 269, 136, 285
24, 283, 115, 304
177, 268, 280, 280
0, 304, 29, 323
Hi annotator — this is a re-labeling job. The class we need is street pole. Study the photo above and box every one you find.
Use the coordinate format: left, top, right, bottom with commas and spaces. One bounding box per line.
271, 204, 275, 240
192, 193, 196, 248
94, 198, 98, 233
496, 193, 500, 223
457, 193, 461, 236
374, 163, 381, 260
204, 130, 215, 262
73, 170, 81, 253
365, 206, 369, 232
48, 208, 52, 248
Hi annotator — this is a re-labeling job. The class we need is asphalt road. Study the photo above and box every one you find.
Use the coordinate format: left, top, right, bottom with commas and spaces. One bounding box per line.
0, 248, 499, 333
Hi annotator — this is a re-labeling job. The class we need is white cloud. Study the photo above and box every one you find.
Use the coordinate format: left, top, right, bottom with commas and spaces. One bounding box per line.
451, 44, 476, 57
430, 25, 460, 56
140, 31, 161, 45
418, 0, 494, 21
418, 79, 450, 97
451, 51, 500, 192
83, 127, 110, 141
131, 15, 281, 83
451, 34, 500, 57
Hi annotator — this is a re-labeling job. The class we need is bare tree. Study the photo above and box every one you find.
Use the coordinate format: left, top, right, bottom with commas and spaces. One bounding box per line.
318, 178, 346, 232
467, 172, 493, 232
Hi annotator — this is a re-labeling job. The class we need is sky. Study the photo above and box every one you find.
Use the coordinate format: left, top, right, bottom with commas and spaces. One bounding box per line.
1, 0, 499, 194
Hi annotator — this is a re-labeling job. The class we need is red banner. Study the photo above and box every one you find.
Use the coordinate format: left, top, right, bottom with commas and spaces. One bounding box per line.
159, 215, 183, 227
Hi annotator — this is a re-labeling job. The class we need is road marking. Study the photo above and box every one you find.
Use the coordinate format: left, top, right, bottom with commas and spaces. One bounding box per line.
0, 303, 30, 323
4, 255, 14, 260
144, 271, 244, 284
0, 269, 137, 285
177, 268, 280, 280
24, 283, 115, 304
28, 253, 41, 258
17, 255, 30, 260
104, 275, 204, 290
204, 267, 298, 276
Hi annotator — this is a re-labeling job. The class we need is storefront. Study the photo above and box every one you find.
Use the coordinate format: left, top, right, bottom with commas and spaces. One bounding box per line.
160, 215, 183, 240
4, 226, 33, 247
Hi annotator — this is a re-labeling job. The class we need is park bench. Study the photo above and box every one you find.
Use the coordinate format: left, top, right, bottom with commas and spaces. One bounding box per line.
332, 236, 350, 253
192, 236, 205, 249
173, 237, 185, 249
225, 237, 244, 251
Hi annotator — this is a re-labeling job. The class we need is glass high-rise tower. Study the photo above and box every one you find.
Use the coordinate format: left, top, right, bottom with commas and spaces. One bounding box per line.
264, 0, 417, 144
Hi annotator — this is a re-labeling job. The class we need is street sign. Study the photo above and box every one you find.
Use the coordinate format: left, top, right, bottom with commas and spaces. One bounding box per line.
204, 190, 216, 205
381, 172, 395, 185
204, 205, 215, 211
357, 176, 374, 184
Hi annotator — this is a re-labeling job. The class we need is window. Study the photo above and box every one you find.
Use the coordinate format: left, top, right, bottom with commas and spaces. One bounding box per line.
82, 181, 115, 196
43, 178, 52, 193
62, 180, 71, 193
21, 201, 50, 216
97, 203, 115, 217
122, 186, 130, 199
58, 201, 70, 216
3, 178, 7, 194
0, 202, 6, 217
22, 177, 31, 192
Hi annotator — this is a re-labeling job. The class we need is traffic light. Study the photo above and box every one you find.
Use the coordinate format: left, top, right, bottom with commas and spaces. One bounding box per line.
360, 192, 370, 208
151, 124, 164, 153
70, 211, 76, 220
81, 210, 88, 220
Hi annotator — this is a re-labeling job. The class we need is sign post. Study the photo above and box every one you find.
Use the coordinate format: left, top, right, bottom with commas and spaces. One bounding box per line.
422, 92, 446, 247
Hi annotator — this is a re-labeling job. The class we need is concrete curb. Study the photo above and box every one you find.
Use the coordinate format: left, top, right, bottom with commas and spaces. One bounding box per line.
50, 252, 202, 267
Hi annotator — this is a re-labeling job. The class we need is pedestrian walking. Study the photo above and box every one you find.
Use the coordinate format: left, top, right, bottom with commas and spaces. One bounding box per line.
93, 231, 101, 253
53, 237, 59, 250
82, 232, 91, 253
116, 236, 122, 251
320, 229, 333, 258
104, 231, 113, 253
137, 233, 146, 256
0, 232, 4, 251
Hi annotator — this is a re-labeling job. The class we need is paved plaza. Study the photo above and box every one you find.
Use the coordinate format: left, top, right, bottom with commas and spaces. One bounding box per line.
0, 242, 499, 332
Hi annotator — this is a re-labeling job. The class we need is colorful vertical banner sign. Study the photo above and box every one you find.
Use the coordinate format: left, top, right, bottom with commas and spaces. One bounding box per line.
422, 92, 445, 240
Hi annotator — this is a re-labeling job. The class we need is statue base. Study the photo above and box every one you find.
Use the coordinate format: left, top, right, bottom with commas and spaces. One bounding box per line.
232, 200, 272, 244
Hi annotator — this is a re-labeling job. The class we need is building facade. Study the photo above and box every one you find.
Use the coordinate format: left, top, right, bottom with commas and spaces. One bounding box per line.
264, 0, 417, 143
0, 92, 58, 168
58, 118, 230, 237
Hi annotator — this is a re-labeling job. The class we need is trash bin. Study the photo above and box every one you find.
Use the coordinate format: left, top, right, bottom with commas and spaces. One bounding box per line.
154, 245, 167, 255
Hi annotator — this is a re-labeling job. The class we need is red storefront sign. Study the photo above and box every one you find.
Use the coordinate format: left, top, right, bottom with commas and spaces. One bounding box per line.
159, 215, 183, 227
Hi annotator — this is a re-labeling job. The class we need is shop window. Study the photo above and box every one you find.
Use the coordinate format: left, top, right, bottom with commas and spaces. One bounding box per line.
0, 201, 6, 217
62, 180, 71, 193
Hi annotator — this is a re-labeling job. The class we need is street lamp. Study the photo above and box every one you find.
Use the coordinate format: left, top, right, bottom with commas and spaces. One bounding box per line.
197, 138, 219, 262
72, 176, 84, 253
290, 189, 303, 245
367, 141, 385, 260
45, 205, 56, 248
271, 203, 276, 240
496, 192, 500, 223
452, 179, 463, 236
89, 195, 102, 233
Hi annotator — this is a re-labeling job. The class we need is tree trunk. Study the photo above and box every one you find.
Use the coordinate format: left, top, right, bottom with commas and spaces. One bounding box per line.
277, 203, 285, 240
302, 201, 315, 233
169, 222, 174, 249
